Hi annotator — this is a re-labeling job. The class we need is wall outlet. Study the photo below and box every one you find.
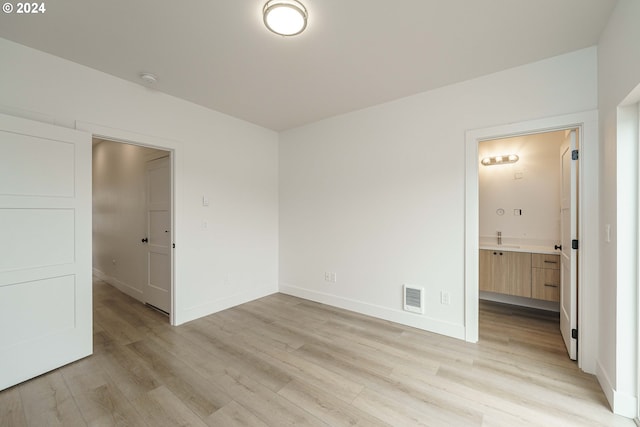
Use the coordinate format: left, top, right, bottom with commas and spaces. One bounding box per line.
324, 272, 337, 283
440, 291, 450, 305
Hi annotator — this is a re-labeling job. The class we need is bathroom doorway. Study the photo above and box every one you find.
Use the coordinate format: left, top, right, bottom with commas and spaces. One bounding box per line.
477, 129, 578, 360
464, 110, 598, 372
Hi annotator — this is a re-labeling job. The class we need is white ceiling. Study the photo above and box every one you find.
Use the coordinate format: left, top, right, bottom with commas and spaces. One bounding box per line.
0, 0, 617, 131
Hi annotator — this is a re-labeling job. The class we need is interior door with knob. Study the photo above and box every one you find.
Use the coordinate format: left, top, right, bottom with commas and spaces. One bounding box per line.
144, 156, 172, 314
560, 129, 578, 360
0, 113, 92, 390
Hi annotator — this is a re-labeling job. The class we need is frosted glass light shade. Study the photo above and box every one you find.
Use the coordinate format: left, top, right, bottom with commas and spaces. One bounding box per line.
263, 0, 307, 36
480, 154, 519, 166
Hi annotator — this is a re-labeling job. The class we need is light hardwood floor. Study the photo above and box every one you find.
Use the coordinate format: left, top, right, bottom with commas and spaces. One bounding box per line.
0, 278, 634, 426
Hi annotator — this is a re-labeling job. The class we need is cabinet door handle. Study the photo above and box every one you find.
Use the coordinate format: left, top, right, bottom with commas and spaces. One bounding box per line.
544, 260, 558, 264
544, 284, 558, 288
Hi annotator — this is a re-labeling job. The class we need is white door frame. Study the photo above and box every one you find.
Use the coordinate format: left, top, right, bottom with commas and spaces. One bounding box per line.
615, 94, 640, 418
464, 110, 599, 374
76, 121, 180, 325
636, 100, 640, 425
637, 103, 640, 426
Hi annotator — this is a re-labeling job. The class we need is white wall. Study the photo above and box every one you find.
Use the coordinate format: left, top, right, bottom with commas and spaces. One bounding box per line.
279, 48, 597, 338
479, 132, 563, 247
597, 0, 640, 417
0, 38, 279, 326
92, 140, 167, 301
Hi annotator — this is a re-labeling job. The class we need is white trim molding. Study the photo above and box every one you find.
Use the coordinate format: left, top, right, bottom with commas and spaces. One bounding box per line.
280, 283, 466, 340
464, 111, 599, 374
76, 120, 182, 325
598, 359, 639, 419
93, 268, 144, 301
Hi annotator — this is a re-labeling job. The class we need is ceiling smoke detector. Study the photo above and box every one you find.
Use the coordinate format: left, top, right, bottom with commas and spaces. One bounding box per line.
139, 72, 158, 85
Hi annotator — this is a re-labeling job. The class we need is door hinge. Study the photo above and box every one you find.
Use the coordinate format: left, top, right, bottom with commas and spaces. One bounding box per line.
571, 239, 579, 250
571, 150, 579, 160
571, 328, 578, 339
172, 243, 175, 249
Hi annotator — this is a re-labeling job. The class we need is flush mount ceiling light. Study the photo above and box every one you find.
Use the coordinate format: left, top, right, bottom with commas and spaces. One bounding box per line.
481, 154, 519, 166
263, 0, 308, 36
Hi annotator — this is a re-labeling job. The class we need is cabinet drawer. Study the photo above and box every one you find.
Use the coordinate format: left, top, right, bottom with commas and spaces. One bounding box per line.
532, 253, 560, 270
532, 268, 560, 302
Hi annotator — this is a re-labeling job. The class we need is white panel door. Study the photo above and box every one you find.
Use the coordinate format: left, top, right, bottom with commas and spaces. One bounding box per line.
560, 130, 578, 360
0, 113, 92, 390
144, 156, 171, 313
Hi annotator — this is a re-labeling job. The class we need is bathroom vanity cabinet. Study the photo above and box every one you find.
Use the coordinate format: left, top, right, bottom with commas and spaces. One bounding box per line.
479, 250, 531, 297
479, 249, 560, 302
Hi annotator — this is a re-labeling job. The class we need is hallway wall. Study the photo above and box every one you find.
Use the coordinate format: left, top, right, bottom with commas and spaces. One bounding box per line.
92, 140, 167, 301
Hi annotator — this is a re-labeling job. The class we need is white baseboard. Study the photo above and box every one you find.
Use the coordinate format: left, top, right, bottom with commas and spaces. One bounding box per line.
92, 268, 144, 302
480, 291, 560, 312
175, 284, 277, 326
279, 283, 465, 340
596, 359, 638, 418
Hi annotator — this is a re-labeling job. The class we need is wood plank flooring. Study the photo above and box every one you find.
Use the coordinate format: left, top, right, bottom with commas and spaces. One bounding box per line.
0, 278, 634, 426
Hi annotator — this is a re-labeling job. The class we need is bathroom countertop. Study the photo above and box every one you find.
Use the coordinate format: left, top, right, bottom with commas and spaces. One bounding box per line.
479, 244, 560, 255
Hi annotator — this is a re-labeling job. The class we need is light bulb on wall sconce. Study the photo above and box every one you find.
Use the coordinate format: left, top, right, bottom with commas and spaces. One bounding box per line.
480, 154, 519, 166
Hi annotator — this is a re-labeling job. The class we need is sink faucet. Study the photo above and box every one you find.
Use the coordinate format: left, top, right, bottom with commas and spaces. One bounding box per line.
497, 231, 502, 245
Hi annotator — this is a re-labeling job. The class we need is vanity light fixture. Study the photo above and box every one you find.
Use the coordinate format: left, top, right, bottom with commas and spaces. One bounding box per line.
263, 0, 308, 36
481, 154, 519, 166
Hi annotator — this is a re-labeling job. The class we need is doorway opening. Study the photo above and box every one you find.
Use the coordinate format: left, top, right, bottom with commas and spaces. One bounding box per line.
464, 110, 599, 373
477, 129, 578, 361
92, 138, 174, 320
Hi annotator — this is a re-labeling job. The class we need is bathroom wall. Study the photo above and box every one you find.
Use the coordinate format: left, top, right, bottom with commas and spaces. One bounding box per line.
479, 131, 565, 247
